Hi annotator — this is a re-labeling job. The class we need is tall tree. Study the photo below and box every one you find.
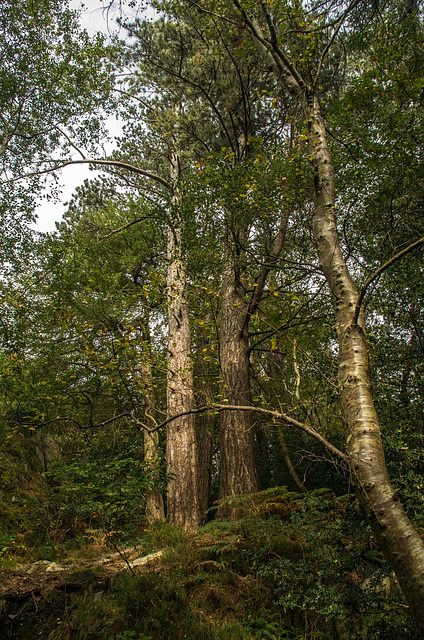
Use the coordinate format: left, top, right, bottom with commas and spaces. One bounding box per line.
212, 0, 424, 629
0, 0, 111, 257
165, 123, 203, 527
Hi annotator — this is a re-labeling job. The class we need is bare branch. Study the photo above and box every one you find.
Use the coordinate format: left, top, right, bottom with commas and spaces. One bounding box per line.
145, 403, 347, 463
101, 215, 154, 240
56, 127, 87, 160
353, 237, 424, 324
39, 413, 132, 430
187, 0, 238, 25
114, 88, 157, 112
6, 158, 172, 190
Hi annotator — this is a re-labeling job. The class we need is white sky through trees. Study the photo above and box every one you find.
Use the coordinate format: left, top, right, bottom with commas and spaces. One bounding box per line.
34, 0, 124, 232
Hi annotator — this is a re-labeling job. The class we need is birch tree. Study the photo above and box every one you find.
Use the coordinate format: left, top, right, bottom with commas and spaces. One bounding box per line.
208, 0, 424, 629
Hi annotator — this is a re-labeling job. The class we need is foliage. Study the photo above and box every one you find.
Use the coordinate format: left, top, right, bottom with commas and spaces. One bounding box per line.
1, 488, 419, 639
0, 0, 113, 271
0, 0, 424, 635
47, 452, 154, 536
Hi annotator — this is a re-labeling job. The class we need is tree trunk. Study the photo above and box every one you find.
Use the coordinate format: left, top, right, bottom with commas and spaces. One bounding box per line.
139, 321, 165, 524
218, 258, 259, 504
306, 90, 424, 630
166, 146, 203, 528
276, 424, 306, 493
144, 428, 165, 523
35, 430, 62, 472
268, 345, 307, 492
195, 327, 215, 523
218, 211, 289, 508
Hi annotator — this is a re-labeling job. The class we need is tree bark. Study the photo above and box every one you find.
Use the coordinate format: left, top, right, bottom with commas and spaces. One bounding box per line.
306, 90, 424, 630
166, 145, 203, 528
144, 428, 165, 523
139, 321, 165, 524
276, 424, 306, 493
218, 210, 289, 507
195, 326, 215, 523
218, 256, 259, 504
35, 430, 62, 472
268, 345, 307, 493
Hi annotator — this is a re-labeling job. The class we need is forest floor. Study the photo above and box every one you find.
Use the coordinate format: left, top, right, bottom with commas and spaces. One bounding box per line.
0, 489, 420, 639
0, 547, 163, 599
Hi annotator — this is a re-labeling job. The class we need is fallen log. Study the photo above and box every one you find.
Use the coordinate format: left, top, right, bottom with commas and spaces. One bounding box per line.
0, 549, 163, 600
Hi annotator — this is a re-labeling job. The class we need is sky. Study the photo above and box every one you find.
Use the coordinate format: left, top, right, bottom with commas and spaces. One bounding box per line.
34, 0, 125, 232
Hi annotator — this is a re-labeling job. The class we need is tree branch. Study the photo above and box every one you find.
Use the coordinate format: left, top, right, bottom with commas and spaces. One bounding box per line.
146, 403, 347, 463
100, 215, 154, 240
313, 0, 361, 87
38, 413, 131, 430
353, 237, 424, 324
187, 0, 238, 25
6, 158, 172, 190
244, 210, 290, 333
39, 400, 346, 467
231, 0, 304, 94
56, 127, 87, 159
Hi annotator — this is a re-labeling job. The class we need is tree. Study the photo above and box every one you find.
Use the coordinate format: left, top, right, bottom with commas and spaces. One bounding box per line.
201, 0, 424, 629
2, 0, 424, 630
0, 0, 112, 258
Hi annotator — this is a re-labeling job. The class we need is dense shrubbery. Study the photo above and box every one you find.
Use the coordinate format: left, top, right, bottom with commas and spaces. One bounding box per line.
2, 489, 418, 640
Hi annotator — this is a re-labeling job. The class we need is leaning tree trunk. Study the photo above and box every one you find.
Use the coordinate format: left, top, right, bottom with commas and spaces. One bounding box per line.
306, 90, 424, 629
166, 147, 203, 529
218, 257, 259, 505
230, 3, 424, 630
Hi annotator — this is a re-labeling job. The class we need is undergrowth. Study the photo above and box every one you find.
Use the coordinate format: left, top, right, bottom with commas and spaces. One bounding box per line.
1, 488, 419, 639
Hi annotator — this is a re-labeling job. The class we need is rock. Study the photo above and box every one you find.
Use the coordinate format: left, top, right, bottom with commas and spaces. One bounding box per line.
361, 572, 398, 596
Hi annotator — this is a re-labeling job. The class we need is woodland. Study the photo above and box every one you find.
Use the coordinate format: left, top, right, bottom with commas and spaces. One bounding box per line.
0, 0, 423, 638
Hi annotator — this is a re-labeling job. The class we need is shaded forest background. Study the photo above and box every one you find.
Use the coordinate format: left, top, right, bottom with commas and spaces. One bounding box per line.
0, 0, 423, 638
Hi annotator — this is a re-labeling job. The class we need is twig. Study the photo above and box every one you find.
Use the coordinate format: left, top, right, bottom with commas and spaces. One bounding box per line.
353, 237, 424, 324
56, 127, 87, 159
101, 215, 154, 240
